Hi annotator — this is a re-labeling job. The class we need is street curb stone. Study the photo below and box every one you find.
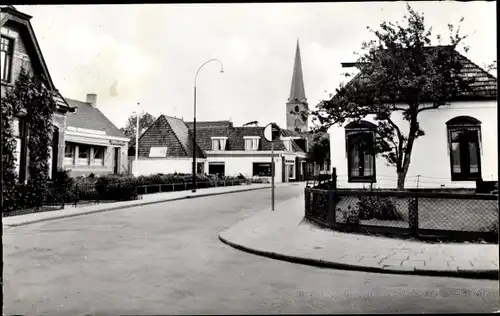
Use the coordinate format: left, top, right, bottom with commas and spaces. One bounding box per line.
4, 185, 272, 228
218, 232, 499, 281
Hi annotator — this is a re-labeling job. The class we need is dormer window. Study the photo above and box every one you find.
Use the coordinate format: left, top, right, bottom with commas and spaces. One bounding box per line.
244, 136, 260, 151
283, 139, 293, 151
211, 137, 228, 151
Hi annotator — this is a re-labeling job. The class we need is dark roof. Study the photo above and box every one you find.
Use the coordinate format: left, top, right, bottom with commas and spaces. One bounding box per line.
185, 120, 233, 129
64, 98, 128, 139
131, 115, 204, 158
336, 46, 497, 102
133, 117, 308, 157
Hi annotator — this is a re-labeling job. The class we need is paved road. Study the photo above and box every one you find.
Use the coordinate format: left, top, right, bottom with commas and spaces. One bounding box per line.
3, 184, 499, 315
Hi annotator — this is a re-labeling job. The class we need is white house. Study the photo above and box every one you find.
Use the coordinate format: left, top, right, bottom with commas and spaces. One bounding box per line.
63, 94, 130, 177
328, 47, 497, 190
129, 117, 310, 183
129, 40, 329, 182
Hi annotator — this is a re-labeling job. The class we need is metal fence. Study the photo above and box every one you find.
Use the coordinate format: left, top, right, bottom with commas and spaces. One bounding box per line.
137, 178, 249, 195
305, 187, 499, 243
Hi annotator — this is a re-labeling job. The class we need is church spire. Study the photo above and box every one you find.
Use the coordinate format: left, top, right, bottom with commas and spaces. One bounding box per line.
288, 39, 306, 103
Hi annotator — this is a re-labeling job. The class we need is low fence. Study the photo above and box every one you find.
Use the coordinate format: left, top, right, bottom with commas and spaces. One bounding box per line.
138, 179, 248, 195
305, 187, 499, 243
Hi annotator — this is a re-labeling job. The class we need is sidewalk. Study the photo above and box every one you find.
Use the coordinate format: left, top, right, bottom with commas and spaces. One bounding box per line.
219, 196, 499, 280
3, 182, 283, 228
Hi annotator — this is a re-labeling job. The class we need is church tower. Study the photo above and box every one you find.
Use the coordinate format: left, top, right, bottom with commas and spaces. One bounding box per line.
286, 39, 308, 133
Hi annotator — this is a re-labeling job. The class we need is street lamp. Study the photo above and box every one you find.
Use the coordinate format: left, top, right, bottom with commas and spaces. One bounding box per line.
192, 58, 224, 193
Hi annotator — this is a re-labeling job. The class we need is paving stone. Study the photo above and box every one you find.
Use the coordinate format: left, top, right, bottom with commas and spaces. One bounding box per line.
336, 255, 364, 263
470, 260, 498, 270
357, 257, 383, 267
380, 258, 403, 266
387, 253, 410, 260
401, 260, 426, 267
447, 261, 473, 269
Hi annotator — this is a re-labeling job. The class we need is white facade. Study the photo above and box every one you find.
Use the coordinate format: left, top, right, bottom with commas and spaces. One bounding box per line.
63, 128, 130, 177
205, 152, 284, 183
329, 100, 497, 189
133, 158, 198, 176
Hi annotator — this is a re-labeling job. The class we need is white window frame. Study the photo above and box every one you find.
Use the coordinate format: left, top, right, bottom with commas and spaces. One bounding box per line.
64, 142, 75, 165
1, 36, 13, 82
211, 137, 228, 151
77, 144, 91, 166
244, 136, 260, 151
92, 146, 106, 166
12, 118, 21, 177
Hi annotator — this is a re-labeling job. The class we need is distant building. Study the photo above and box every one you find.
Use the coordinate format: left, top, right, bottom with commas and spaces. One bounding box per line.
63, 94, 130, 177
129, 40, 329, 182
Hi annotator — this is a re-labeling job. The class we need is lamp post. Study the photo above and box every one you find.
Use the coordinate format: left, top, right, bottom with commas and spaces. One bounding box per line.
192, 59, 224, 193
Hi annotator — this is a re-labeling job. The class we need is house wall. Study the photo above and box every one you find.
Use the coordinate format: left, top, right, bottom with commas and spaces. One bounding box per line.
329, 100, 497, 189
1, 23, 34, 90
206, 155, 284, 182
2, 22, 67, 179
64, 134, 129, 177
132, 158, 194, 176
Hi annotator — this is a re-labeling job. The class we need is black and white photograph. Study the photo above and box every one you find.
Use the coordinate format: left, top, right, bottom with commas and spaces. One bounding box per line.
1, 1, 498, 315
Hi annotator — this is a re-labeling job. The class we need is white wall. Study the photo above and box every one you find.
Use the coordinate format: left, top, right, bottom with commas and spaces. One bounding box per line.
133, 158, 193, 176
206, 155, 283, 182
329, 100, 497, 189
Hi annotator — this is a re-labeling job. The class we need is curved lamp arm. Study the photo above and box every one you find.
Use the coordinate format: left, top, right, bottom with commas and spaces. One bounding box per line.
194, 58, 224, 88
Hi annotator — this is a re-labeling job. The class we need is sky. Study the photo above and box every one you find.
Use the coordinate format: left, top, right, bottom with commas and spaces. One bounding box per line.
18, 1, 497, 130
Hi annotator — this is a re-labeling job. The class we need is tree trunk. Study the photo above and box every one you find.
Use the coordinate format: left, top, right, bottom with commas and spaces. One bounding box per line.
397, 171, 407, 191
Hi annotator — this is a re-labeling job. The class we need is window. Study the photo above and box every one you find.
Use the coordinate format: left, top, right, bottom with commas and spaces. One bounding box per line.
149, 147, 168, 158
283, 139, 292, 151
211, 137, 227, 151
446, 116, 482, 181
285, 159, 295, 180
64, 143, 75, 165
253, 162, 272, 177
345, 120, 377, 183
1, 36, 13, 82
208, 162, 225, 177
93, 146, 105, 166
12, 118, 22, 177
78, 144, 91, 166
244, 136, 260, 151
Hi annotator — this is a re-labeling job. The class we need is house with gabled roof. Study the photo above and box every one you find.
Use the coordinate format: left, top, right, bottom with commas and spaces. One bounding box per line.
128, 40, 321, 182
129, 115, 310, 182
63, 94, 130, 177
1, 5, 75, 182
328, 46, 497, 189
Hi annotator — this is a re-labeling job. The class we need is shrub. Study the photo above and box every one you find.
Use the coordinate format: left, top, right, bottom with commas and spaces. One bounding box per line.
356, 195, 403, 221
339, 205, 360, 225
47, 169, 74, 204
95, 175, 138, 201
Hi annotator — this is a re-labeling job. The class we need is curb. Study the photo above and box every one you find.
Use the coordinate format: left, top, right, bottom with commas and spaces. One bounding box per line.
218, 233, 499, 281
4, 185, 273, 228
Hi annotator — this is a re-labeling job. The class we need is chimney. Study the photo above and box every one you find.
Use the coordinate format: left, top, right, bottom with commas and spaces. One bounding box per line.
86, 93, 97, 108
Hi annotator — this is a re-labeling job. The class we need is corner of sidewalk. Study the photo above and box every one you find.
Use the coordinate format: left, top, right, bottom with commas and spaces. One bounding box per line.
218, 197, 499, 280
3, 182, 292, 228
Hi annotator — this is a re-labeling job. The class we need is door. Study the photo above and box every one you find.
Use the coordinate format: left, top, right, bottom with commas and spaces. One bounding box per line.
114, 147, 120, 174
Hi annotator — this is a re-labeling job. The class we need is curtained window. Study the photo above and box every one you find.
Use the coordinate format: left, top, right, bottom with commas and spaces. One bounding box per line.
446, 116, 482, 181
345, 121, 377, 183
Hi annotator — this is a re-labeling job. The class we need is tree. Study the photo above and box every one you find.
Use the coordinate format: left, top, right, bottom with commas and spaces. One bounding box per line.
484, 60, 496, 75
2, 68, 56, 211
308, 132, 330, 168
299, 4, 472, 190
120, 112, 156, 143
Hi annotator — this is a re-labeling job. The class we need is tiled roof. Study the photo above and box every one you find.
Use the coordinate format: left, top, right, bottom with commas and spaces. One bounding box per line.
64, 98, 127, 139
131, 115, 205, 158
337, 46, 497, 102
185, 120, 233, 129
134, 117, 309, 157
